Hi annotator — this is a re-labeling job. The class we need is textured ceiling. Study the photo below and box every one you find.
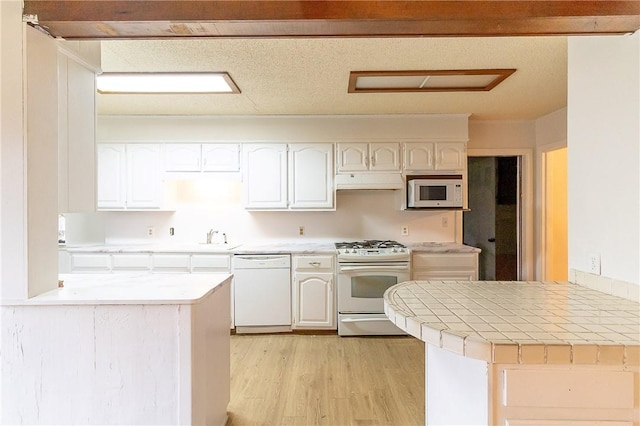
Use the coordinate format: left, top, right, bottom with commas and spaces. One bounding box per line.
98, 36, 568, 121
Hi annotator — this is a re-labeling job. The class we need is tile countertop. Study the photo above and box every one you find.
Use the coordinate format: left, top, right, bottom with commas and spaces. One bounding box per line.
2, 273, 232, 306
384, 280, 640, 366
405, 242, 481, 253
63, 241, 478, 255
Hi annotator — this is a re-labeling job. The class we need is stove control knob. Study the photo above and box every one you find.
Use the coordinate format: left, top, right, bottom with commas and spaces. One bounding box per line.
392, 248, 398, 253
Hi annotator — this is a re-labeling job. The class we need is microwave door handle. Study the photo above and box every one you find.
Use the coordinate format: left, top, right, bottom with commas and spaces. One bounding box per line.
340, 266, 409, 272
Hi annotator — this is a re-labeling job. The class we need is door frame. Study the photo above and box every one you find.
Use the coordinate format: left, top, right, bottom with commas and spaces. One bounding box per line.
463, 148, 534, 280
537, 141, 568, 281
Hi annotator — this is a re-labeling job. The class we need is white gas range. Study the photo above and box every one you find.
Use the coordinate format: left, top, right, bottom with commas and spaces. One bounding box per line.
335, 240, 410, 336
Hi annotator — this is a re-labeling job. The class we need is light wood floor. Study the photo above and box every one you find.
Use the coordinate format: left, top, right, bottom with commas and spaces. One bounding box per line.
227, 333, 425, 426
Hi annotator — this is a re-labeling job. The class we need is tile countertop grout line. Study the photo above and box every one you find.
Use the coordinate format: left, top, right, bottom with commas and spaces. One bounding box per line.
384, 280, 640, 366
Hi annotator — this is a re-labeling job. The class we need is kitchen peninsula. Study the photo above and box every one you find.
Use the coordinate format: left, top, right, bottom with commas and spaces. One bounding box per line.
1, 273, 232, 425
384, 280, 640, 425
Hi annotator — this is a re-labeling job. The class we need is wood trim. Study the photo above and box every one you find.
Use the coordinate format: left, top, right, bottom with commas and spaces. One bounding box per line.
23, 1, 640, 39
348, 69, 516, 93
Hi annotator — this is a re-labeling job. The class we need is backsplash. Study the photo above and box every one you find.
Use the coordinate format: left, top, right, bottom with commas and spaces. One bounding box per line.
64, 187, 457, 246
570, 269, 640, 302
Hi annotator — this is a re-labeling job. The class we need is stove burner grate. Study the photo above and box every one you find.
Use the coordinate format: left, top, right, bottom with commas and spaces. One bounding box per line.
335, 240, 406, 250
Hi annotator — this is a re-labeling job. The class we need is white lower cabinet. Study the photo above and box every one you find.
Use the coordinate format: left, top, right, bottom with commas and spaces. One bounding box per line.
292, 255, 336, 330
69, 253, 111, 272
111, 254, 151, 272
152, 254, 191, 273
412, 252, 479, 281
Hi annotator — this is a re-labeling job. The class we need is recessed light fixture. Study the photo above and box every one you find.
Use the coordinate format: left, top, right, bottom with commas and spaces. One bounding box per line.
96, 72, 241, 94
348, 69, 516, 93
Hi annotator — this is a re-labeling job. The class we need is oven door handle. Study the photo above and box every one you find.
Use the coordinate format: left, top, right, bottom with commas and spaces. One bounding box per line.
339, 266, 409, 272
341, 317, 391, 323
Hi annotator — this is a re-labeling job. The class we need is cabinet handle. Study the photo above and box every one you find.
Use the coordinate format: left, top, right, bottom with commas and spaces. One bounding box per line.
309, 261, 321, 266
370, 155, 375, 167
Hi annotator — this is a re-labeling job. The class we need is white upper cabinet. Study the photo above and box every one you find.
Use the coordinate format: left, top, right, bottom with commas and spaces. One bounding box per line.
337, 143, 400, 172
164, 143, 240, 172
202, 144, 240, 172
57, 51, 97, 213
435, 142, 466, 171
126, 144, 163, 208
164, 144, 201, 172
243, 143, 335, 210
97, 144, 127, 209
243, 144, 288, 209
289, 144, 334, 209
97, 144, 163, 210
403, 142, 466, 172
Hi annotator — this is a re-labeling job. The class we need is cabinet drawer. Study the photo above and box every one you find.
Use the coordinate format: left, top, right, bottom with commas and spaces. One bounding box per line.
294, 255, 334, 271
70, 253, 111, 272
152, 254, 191, 272
412, 253, 477, 269
191, 254, 231, 272
111, 254, 150, 271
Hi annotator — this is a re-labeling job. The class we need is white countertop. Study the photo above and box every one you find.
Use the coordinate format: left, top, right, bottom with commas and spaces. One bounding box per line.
405, 242, 481, 253
3, 273, 232, 306
384, 280, 640, 366
63, 240, 478, 255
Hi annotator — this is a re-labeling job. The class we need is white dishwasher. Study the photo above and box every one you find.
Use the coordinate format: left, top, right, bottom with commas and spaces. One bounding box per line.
233, 254, 291, 333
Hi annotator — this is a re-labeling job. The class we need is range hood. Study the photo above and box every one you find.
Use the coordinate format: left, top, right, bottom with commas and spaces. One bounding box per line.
335, 173, 403, 190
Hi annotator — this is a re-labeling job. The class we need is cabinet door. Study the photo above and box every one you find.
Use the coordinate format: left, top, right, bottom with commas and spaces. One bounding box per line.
243, 144, 288, 209
126, 144, 163, 209
404, 142, 435, 172
293, 272, 335, 329
336, 143, 369, 172
58, 53, 96, 213
164, 144, 201, 172
370, 143, 401, 171
289, 144, 334, 209
435, 142, 466, 171
202, 144, 240, 172
97, 144, 127, 209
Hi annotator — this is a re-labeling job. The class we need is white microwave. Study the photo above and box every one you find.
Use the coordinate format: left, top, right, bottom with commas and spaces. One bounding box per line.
407, 176, 463, 208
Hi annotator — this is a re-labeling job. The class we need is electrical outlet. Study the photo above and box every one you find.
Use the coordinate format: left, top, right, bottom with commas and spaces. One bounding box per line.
147, 226, 154, 237
588, 253, 601, 275
442, 217, 449, 228
299, 226, 305, 236
401, 225, 409, 236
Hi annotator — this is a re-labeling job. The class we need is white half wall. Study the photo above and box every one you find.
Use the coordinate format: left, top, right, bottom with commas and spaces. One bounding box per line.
567, 32, 640, 286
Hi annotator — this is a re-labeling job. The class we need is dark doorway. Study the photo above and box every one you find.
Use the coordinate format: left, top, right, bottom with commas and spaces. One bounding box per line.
463, 156, 520, 280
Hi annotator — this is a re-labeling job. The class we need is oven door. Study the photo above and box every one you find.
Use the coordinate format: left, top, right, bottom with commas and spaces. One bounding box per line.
337, 263, 410, 313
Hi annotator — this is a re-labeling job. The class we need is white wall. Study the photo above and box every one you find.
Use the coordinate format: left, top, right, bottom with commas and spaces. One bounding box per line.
468, 120, 536, 150
567, 32, 640, 286
74, 189, 456, 246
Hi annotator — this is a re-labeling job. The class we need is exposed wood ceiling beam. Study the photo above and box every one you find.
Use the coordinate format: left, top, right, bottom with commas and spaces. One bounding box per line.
23, 1, 640, 40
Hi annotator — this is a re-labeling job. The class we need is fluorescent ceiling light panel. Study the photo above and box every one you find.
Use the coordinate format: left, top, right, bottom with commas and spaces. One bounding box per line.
97, 72, 240, 94
349, 69, 516, 93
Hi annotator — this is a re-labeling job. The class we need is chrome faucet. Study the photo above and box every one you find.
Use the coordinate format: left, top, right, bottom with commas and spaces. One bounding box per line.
206, 229, 218, 244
